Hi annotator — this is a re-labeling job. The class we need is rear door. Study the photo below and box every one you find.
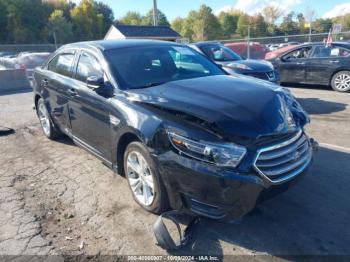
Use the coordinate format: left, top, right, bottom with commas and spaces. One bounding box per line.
68, 51, 112, 162
278, 46, 312, 83
43, 51, 76, 135
306, 45, 350, 85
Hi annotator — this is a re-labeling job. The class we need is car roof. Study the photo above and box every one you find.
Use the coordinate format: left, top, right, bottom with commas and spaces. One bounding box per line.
192, 41, 221, 47
62, 39, 181, 52
298, 41, 350, 48
272, 42, 350, 58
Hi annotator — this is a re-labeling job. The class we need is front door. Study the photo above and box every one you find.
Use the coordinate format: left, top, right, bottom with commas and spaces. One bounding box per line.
68, 52, 112, 162
278, 46, 312, 84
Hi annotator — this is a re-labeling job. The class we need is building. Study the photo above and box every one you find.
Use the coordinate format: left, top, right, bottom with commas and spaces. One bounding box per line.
104, 24, 181, 42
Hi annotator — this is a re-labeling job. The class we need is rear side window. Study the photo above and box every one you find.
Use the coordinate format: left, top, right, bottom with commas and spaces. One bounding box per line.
75, 53, 103, 83
48, 53, 75, 77
312, 46, 350, 58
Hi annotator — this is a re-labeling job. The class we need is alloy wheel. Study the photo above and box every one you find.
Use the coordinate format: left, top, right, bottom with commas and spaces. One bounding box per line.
38, 103, 51, 137
334, 73, 350, 91
126, 150, 155, 206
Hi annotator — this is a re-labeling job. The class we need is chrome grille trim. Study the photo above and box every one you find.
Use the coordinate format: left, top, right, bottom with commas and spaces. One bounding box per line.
266, 71, 275, 80
254, 130, 312, 184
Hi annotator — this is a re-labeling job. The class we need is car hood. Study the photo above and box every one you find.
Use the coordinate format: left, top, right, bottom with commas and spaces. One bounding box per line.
125, 75, 308, 140
218, 59, 274, 72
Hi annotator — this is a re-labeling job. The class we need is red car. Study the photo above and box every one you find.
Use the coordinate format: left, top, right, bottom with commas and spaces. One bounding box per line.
224, 42, 267, 59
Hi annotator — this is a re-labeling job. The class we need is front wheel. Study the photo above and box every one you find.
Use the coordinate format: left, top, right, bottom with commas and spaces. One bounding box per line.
331, 71, 350, 92
124, 141, 169, 214
36, 98, 62, 139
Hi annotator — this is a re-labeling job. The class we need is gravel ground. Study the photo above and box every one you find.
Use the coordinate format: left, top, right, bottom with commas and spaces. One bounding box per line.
0, 86, 349, 259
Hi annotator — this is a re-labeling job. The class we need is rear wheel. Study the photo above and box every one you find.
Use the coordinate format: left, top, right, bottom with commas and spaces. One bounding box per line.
37, 98, 62, 139
124, 141, 169, 214
331, 71, 350, 92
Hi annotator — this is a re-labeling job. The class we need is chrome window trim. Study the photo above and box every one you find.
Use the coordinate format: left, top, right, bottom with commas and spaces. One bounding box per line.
253, 130, 312, 185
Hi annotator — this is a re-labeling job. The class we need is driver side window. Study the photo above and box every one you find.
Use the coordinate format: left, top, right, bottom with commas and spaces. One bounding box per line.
283, 47, 312, 60
75, 52, 103, 83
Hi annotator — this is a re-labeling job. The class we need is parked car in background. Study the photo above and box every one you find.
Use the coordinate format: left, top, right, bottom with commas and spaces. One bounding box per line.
13, 52, 51, 79
190, 42, 278, 82
0, 51, 17, 58
265, 44, 299, 61
224, 42, 268, 59
33, 40, 316, 220
1, 52, 51, 78
272, 42, 350, 92
267, 44, 280, 51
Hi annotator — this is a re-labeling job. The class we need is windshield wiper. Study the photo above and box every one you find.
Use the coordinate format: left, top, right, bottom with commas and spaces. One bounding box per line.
133, 82, 166, 89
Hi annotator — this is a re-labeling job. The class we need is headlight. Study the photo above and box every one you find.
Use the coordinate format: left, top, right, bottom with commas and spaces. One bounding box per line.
227, 63, 252, 70
167, 132, 247, 168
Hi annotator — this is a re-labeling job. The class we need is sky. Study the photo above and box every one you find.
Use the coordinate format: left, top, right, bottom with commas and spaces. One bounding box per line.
81, 0, 350, 21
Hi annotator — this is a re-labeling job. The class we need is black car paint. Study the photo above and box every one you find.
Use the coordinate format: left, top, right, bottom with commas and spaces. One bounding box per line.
33, 40, 313, 220
271, 42, 350, 86
190, 42, 278, 82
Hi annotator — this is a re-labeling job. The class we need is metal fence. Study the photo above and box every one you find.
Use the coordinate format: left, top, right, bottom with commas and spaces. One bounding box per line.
220, 31, 350, 45
0, 44, 58, 53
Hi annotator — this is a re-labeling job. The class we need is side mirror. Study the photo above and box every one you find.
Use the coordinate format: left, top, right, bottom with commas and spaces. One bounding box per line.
87, 75, 104, 90
87, 75, 113, 97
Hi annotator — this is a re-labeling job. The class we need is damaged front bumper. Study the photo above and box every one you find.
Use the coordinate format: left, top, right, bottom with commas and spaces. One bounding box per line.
155, 136, 318, 221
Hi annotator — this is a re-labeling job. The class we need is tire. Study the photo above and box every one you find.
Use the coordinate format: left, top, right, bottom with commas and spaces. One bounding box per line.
331, 71, 350, 92
36, 98, 62, 139
124, 141, 169, 214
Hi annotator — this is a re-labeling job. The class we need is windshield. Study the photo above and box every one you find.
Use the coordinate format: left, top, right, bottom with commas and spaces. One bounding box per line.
105, 45, 224, 89
200, 44, 242, 62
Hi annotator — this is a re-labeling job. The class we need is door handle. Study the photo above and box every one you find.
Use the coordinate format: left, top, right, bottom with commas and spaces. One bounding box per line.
68, 88, 78, 97
296, 62, 305, 65
330, 60, 339, 64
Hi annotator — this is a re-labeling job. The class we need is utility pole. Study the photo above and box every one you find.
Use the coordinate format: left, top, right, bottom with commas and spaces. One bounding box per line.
247, 25, 250, 59
153, 0, 158, 26
308, 22, 312, 42
305, 7, 314, 43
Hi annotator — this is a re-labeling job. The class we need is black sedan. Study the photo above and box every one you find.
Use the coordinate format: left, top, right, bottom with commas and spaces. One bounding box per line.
33, 40, 316, 220
190, 42, 278, 82
269, 42, 350, 92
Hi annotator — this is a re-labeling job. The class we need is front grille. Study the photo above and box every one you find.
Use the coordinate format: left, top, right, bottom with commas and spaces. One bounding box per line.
254, 130, 312, 184
245, 71, 275, 81
266, 71, 275, 80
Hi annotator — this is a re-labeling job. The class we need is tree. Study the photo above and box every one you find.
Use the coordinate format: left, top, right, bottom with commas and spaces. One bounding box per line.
250, 14, 268, 37
218, 11, 240, 38
189, 5, 222, 41
0, 0, 8, 43
171, 17, 185, 35
296, 13, 308, 34
313, 18, 332, 33
279, 12, 298, 35
180, 14, 195, 40
48, 10, 73, 44
70, 0, 104, 41
119, 11, 143, 25
236, 14, 250, 37
142, 9, 170, 26
333, 13, 350, 30
262, 5, 283, 34
94, 1, 114, 34
5, 0, 52, 43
